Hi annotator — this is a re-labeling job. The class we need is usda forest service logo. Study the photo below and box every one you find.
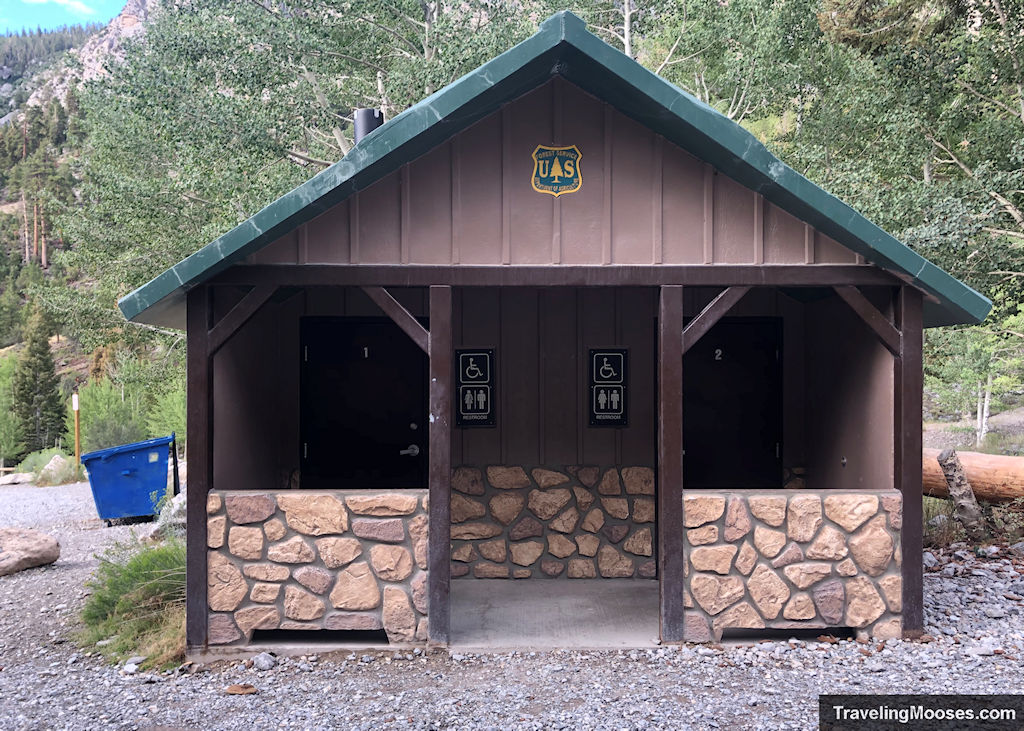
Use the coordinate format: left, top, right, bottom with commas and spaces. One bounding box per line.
531, 145, 582, 197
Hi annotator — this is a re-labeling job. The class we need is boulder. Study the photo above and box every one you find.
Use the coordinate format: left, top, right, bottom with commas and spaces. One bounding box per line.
0, 527, 60, 576
37, 454, 71, 485
0, 472, 33, 486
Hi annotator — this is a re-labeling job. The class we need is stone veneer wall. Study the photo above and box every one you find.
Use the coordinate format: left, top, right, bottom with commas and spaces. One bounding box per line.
205, 490, 428, 646
450, 466, 657, 579
683, 490, 902, 642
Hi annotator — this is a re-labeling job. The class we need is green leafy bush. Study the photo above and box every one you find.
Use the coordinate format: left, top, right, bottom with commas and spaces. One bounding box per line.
15, 446, 70, 475
72, 377, 145, 453
80, 538, 186, 668
145, 378, 186, 449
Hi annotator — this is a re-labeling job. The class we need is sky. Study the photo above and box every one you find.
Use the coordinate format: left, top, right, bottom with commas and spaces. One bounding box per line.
1, 0, 122, 34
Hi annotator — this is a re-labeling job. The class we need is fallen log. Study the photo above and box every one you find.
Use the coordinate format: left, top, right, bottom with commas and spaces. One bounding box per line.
923, 448, 1024, 501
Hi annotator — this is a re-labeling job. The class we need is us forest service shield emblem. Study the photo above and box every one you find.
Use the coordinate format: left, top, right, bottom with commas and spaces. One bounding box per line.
531, 145, 582, 197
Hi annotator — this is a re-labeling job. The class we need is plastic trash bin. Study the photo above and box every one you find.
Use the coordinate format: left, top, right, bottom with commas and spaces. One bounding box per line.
81, 434, 175, 525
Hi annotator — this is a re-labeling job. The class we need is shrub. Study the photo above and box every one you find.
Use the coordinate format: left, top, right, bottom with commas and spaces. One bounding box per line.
16, 446, 73, 483
80, 538, 186, 669
72, 377, 145, 453
145, 378, 186, 449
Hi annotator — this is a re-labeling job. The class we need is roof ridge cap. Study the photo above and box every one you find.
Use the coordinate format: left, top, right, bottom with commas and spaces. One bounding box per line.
540, 10, 586, 39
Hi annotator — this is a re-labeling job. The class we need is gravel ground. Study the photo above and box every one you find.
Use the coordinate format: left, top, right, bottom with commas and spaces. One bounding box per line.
2, 484, 1024, 730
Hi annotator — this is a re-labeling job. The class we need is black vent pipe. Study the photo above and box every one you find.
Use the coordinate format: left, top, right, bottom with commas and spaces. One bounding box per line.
353, 108, 384, 143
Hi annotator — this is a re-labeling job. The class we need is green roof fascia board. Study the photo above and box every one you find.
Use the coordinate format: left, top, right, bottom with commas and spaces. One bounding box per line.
119, 10, 990, 329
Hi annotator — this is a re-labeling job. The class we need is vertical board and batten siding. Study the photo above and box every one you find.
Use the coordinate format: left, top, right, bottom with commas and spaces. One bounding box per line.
209, 285, 897, 494
246, 79, 861, 269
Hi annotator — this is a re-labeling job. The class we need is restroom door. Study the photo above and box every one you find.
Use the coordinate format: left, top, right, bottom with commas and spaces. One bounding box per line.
683, 318, 782, 488
300, 318, 428, 489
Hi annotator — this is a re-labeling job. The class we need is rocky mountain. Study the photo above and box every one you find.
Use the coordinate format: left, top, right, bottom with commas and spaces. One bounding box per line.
26, 0, 158, 108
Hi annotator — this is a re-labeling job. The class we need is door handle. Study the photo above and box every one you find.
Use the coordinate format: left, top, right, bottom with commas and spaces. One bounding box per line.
399, 444, 420, 457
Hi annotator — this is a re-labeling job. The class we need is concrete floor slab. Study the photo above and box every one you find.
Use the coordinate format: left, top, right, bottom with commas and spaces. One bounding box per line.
450, 578, 660, 649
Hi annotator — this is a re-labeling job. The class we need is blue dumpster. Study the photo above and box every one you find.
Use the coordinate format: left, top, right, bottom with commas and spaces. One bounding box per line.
81, 434, 176, 524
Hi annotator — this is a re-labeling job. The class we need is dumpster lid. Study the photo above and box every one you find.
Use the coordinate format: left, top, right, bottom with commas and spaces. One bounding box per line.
80, 434, 175, 463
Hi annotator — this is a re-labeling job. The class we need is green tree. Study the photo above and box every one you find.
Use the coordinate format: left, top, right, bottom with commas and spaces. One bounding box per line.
12, 309, 65, 452
0, 354, 26, 467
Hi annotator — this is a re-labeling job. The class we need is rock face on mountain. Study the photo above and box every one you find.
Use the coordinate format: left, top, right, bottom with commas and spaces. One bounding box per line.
27, 0, 159, 107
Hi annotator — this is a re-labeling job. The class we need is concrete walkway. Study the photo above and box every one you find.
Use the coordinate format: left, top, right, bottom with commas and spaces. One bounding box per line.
450, 578, 660, 649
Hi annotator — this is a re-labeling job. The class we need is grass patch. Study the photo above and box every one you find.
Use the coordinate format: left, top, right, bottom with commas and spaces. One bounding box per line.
79, 538, 186, 669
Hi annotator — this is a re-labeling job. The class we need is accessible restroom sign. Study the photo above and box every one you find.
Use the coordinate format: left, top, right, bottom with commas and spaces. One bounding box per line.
456, 349, 495, 427
589, 349, 628, 427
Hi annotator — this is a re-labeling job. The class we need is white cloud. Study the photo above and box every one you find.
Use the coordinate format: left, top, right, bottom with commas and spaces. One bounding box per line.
20, 0, 97, 18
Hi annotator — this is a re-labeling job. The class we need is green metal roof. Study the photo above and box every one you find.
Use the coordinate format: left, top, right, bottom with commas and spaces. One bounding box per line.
119, 11, 990, 329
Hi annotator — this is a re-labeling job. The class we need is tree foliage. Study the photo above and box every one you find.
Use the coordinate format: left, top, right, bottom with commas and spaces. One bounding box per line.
2, 0, 1022, 433
12, 309, 65, 452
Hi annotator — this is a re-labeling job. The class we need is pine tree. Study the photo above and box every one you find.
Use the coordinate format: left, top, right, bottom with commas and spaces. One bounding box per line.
12, 309, 65, 452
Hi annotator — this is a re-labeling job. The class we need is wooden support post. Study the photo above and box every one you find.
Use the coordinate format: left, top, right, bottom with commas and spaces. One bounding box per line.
895, 286, 923, 636
834, 286, 901, 357
361, 286, 430, 354
682, 286, 750, 355
658, 285, 685, 642
186, 286, 212, 652
428, 285, 452, 644
208, 284, 277, 356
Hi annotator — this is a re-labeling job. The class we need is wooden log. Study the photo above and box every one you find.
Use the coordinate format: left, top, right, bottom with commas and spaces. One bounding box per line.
923, 447, 1024, 502
936, 449, 988, 541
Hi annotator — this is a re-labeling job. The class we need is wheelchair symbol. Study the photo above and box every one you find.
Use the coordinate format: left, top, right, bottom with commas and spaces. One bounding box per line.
592, 352, 623, 384
465, 358, 483, 380
459, 352, 490, 383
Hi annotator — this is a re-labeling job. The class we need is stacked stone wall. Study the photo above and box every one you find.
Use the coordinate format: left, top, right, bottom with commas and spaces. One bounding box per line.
451, 465, 657, 579
683, 490, 902, 642
206, 490, 428, 646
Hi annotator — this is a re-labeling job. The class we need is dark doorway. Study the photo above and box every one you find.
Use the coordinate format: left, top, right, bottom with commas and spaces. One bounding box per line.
300, 318, 428, 489
683, 318, 782, 488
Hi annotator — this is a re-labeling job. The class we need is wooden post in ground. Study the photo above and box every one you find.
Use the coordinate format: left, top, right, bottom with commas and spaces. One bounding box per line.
428, 285, 452, 644
72, 392, 80, 481
186, 286, 212, 652
658, 285, 685, 642
895, 286, 923, 636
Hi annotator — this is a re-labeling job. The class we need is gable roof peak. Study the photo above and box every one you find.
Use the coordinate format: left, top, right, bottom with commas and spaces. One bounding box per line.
117, 10, 989, 329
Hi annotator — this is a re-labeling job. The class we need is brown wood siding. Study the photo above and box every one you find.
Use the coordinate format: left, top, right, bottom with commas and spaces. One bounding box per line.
247, 80, 865, 269
805, 290, 894, 490
209, 284, 888, 493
